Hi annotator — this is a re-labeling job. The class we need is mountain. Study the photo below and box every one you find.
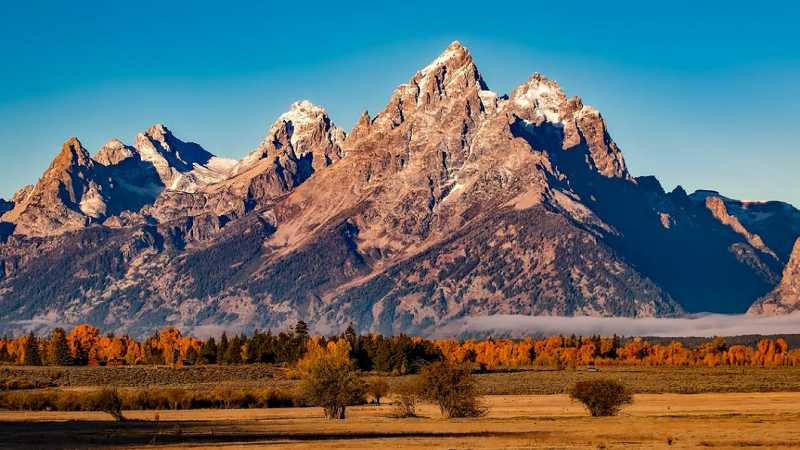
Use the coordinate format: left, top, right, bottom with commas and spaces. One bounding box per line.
0, 126, 234, 237
0, 42, 796, 338
749, 238, 800, 314
689, 190, 800, 263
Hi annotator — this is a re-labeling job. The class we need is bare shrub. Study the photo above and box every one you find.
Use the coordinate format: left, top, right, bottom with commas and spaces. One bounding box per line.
569, 379, 633, 417
389, 380, 420, 418
92, 386, 126, 421
417, 361, 487, 418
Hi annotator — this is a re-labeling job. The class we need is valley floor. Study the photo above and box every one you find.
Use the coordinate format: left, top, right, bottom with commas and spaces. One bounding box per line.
2, 393, 800, 449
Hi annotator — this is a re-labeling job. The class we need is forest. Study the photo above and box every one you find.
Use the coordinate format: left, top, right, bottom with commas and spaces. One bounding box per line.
1, 322, 798, 371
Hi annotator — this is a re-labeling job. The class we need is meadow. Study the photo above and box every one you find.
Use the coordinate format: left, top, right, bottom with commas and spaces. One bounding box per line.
2, 366, 800, 449
2, 393, 800, 449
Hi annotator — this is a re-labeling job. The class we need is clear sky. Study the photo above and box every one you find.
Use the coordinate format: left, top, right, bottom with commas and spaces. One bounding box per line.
1, 1, 798, 206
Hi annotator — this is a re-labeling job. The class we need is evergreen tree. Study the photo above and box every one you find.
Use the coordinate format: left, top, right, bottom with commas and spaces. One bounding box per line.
0, 343, 9, 363
295, 321, 309, 340
343, 323, 357, 342
217, 333, 229, 365
23, 331, 42, 366
49, 327, 72, 366
225, 335, 245, 364
198, 337, 217, 364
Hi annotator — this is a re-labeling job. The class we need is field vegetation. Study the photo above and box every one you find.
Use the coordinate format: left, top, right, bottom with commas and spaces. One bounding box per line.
3, 326, 800, 447
2, 393, 800, 449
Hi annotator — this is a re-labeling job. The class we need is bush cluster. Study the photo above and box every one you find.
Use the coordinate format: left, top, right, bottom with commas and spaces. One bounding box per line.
0, 387, 301, 412
0, 377, 53, 390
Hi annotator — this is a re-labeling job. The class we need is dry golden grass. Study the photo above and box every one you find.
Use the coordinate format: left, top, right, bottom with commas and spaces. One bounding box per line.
2, 393, 800, 449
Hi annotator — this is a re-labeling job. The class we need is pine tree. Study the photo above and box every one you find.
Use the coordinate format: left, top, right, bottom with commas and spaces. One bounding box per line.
295, 321, 309, 340
23, 331, 42, 366
198, 337, 217, 364
217, 333, 229, 365
343, 323, 357, 342
49, 327, 72, 366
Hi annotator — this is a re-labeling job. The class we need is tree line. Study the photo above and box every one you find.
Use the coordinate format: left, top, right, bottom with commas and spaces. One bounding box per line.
1, 323, 798, 369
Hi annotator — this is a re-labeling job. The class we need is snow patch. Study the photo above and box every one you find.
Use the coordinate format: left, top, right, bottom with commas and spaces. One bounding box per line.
78, 186, 106, 218
513, 83, 562, 124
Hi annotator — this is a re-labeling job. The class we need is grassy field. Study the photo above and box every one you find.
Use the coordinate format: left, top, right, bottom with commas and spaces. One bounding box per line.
3, 366, 800, 448
2, 393, 800, 449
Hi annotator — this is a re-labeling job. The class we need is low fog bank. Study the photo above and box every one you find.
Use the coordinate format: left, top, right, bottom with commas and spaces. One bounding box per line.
431, 312, 800, 340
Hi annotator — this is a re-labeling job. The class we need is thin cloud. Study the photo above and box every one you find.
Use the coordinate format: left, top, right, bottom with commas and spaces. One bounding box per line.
431, 312, 800, 339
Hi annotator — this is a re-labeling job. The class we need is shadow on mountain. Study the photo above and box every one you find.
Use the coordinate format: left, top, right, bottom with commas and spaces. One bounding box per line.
515, 120, 780, 314
0, 222, 14, 243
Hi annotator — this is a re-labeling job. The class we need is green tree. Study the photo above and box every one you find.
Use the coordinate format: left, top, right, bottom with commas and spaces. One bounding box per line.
48, 327, 72, 366
297, 339, 366, 419
198, 337, 217, 364
217, 333, 229, 365
417, 361, 487, 418
23, 331, 42, 366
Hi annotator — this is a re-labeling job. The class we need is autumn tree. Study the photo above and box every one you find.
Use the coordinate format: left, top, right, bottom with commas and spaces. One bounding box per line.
67, 324, 100, 363
367, 378, 390, 405
158, 327, 182, 365
297, 339, 366, 419
417, 361, 487, 418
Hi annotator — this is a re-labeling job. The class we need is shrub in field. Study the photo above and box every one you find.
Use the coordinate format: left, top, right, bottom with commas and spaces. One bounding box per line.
1, 377, 51, 390
297, 339, 366, 419
389, 380, 420, 418
92, 387, 125, 421
367, 378, 390, 405
569, 379, 633, 417
417, 361, 487, 418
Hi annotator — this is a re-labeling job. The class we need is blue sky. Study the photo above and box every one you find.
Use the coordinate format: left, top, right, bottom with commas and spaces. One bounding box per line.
1, 1, 798, 206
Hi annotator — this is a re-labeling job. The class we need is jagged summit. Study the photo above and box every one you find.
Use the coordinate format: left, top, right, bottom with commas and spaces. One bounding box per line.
54, 137, 94, 169
418, 41, 481, 80
95, 138, 135, 166
230, 100, 344, 178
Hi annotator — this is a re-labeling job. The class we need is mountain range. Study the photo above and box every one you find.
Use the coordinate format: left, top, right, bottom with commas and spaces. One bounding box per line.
1, 42, 798, 338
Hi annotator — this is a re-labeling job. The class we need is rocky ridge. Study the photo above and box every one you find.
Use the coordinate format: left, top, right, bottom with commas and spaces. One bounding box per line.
749, 238, 800, 314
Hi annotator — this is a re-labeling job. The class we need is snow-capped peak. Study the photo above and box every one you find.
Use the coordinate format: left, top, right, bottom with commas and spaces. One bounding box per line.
419, 41, 468, 77
511, 73, 567, 124
276, 101, 330, 151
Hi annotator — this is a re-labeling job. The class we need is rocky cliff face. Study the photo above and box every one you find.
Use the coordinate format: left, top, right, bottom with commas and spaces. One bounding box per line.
0, 42, 795, 338
1, 126, 235, 237
749, 238, 800, 314
2, 138, 115, 236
